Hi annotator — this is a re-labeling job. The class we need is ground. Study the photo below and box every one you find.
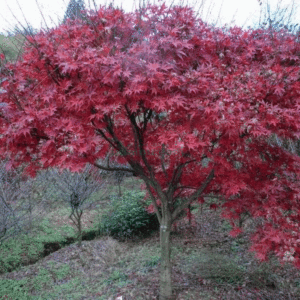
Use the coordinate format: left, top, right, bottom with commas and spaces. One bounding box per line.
0, 177, 299, 299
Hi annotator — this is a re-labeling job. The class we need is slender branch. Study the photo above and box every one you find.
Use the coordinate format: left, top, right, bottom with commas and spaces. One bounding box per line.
166, 159, 197, 198
145, 181, 162, 224
143, 109, 152, 131
44, 57, 61, 86
103, 108, 168, 213
160, 144, 168, 178
11, 94, 24, 111
171, 168, 215, 222
91, 116, 148, 180
175, 185, 198, 190
91, 119, 119, 151
92, 161, 134, 173
125, 104, 154, 179
128, 110, 140, 160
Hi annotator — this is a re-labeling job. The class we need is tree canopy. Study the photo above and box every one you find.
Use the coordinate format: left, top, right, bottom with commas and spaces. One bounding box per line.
1, 2, 300, 299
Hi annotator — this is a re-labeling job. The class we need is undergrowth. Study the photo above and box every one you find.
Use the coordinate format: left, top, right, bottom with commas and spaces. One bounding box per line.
0, 179, 299, 299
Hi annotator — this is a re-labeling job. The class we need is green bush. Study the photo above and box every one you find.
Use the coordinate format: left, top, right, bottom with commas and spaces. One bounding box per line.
99, 191, 160, 240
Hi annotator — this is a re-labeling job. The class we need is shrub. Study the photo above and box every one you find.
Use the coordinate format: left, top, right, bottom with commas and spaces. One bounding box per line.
99, 191, 160, 240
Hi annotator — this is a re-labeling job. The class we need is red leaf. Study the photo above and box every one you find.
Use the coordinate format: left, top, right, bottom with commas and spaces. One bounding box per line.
229, 227, 243, 237
274, 85, 285, 96
60, 61, 78, 73
148, 63, 160, 72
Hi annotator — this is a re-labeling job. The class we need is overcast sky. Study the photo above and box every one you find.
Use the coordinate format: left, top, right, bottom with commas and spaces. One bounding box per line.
0, 0, 299, 36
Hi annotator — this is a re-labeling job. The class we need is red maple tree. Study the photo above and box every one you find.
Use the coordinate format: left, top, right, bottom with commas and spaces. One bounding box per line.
1, 3, 300, 299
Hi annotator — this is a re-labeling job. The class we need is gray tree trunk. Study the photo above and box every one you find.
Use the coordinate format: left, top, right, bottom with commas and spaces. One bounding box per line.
159, 209, 173, 300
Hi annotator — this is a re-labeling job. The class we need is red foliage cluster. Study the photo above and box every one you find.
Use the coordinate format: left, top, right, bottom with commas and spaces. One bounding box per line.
0, 3, 300, 268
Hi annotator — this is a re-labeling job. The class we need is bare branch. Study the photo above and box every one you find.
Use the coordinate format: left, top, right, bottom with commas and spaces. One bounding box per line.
93, 161, 135, 173
0, 158, 47, 243
41, 163, 111, 246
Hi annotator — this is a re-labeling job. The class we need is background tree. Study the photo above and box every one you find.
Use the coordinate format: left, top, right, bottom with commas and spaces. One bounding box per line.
254, 0, 300, 36
62, 0, 88, 25
0, 158, 48, 244
40, 163, 111, 246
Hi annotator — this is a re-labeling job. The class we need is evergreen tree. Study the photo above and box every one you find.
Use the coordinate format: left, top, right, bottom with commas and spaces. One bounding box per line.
62, 0, 87, 25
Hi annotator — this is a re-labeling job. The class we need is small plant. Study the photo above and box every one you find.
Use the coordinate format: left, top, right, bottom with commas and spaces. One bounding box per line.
99, 191, 160, 240
142, 255, 161, 273
144, 255, 161, 267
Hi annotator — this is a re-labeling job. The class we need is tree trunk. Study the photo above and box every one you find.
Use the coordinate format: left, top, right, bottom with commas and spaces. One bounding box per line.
188, 204, 191, 226
118, 182, 122, 197
159, 213, 173, 300
77, 218, 82, 247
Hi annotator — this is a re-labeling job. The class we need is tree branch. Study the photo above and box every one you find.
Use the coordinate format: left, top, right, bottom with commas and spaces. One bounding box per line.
175, 185, 198, 190
171, 168, 215, 222
160, 144, 168, 178
166, 159, 197, 198
145, 181, 162, 224
91, 119, 119, 151
92, 161, 135, 173
91, 116, 148, 181
125, 104, 154, 180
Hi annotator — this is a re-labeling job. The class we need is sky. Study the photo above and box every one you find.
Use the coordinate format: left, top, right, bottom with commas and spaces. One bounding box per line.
0, 0, 299, 36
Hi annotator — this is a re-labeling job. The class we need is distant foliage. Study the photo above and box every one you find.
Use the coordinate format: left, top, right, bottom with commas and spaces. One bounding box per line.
62, 0, 87, 25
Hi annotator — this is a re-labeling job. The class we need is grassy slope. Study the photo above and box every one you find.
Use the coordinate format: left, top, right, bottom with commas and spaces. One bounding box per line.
0, 177, 299, 300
